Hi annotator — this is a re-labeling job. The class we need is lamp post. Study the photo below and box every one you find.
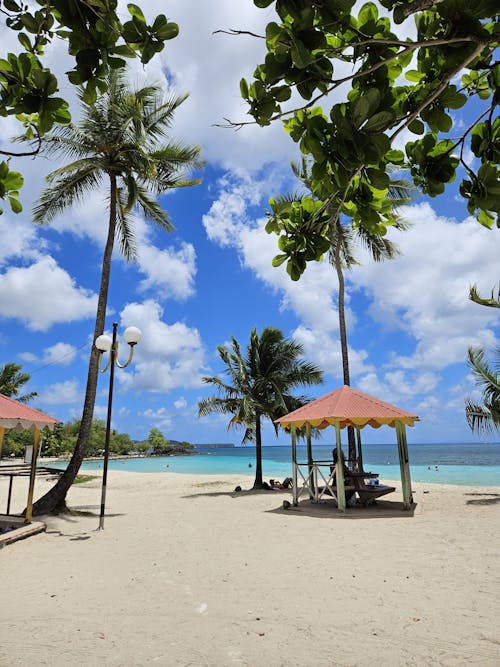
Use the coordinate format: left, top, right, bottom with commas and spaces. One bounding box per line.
95, 322, 142, 530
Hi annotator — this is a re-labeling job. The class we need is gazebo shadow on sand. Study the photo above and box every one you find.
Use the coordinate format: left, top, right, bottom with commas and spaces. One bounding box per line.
181, 487, 418, 519
267, 497, 418, 520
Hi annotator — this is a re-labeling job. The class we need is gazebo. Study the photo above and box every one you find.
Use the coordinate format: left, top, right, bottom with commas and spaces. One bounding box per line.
275, 385, 419, 511
0, 394, 60, 523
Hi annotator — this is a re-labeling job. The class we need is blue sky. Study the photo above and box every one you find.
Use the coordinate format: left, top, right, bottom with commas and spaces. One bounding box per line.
0, 1, 498, 446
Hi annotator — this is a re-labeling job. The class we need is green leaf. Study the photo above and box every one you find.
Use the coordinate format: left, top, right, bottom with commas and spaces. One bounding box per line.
4, 0, 21, 10
274, 85, 291, 102
272, 254, 288, 267
477, 209, 495, 229
8, 196, 22, 214
0, 58, 13, 72
363, 110, 394, 132
82, 81, 97, 105
127, 4, 146, 23
240, 78, 249, 99
405, 70, 425, 82
366, 168, 390, 189
290, 36, 314, 69
113, 44, 137, 57
408, 118, 425, 135
385, 149, 405, 164
155, 21, 179, 41
358, 2, 378, 26
352, 96, 371, 127
3, 171, 24, 191
18, 33, 32, 52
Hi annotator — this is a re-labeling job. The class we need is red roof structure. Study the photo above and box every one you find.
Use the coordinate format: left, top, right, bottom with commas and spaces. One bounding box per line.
0, 393, 59, 432
0, 395, 60, 524
275, 385, 419, 430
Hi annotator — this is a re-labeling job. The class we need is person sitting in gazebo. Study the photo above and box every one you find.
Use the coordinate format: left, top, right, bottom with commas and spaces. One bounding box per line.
331, 449, 356, 504
331, 448, 348, 476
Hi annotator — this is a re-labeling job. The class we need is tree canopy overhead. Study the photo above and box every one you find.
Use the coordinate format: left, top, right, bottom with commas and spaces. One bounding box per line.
0, 0, 179, 213
236, 0, 499, 278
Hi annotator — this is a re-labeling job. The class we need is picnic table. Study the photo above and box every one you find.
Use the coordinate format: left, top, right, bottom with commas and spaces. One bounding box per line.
0, 463, 62, 515
337, 470, 395, 505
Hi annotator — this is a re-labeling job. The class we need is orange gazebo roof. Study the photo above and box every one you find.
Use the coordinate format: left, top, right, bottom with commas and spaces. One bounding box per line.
275, 385, 419, 430
0, 394, 59, 432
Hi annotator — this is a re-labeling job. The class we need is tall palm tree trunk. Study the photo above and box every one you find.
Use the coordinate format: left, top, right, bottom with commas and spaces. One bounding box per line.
31, 175, 118, 516
333, 224, 356, 465
253, 413, 264, 488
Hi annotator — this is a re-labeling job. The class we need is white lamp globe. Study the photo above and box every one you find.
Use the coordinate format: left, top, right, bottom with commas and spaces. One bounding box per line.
95, 334, 112, 352
123, 326, 142, 346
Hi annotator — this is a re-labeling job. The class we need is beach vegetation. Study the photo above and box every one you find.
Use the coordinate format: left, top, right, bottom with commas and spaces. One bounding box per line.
142, 428, 194, 455
29, 73, 202, 515
0, 1, 179, 214
0, 418, 196, 460
198, 327, 323, 488
465, 347, 500, 434
73, 475, 99, 485
466, 282, 500, 434
147, 427, 170, 454
0, 362, 37, 403
232, 0, 499, 280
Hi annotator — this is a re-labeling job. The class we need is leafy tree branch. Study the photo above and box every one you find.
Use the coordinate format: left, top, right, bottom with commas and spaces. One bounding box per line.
0, 1, 180, 213
231, 0, 499, 269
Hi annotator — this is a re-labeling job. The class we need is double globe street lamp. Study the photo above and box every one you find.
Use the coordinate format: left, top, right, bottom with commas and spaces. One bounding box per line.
95, 322, 142, 530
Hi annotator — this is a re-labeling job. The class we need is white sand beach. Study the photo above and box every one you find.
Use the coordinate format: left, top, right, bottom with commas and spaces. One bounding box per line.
1, 471, 499, 666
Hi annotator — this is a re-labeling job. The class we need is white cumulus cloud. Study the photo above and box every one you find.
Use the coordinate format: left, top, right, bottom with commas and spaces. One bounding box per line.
20, 342, 77, 367
0, 257, 97, 331
38, 379, 81, 405
118, 300, 207, 393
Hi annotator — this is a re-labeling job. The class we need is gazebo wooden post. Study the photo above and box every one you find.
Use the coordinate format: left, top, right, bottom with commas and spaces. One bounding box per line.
306, 423, 314, 500
397, 421, 413, 505
25, 427, 41, 523
335, 422, 346, 512
396, 421, 412, 510
291, 426, 298, 506
356, 427, 363, 472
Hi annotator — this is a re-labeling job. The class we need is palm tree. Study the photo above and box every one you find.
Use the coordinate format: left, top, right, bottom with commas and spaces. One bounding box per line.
0, 362, 37, 403
465, 347, 500, 434
282, 160, 413, 463
198, 327, 323, 488
30, 71, 202, 515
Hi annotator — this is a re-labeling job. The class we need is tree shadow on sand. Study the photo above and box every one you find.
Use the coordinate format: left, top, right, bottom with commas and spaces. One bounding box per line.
464, 492, 500, 506
182, 487, 289, 500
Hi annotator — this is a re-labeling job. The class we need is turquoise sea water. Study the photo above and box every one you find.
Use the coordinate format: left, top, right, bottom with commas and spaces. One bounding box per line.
65, 442, 500, 487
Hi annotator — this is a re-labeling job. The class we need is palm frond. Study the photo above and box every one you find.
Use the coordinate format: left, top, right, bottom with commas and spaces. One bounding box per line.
115, 188, 138, 261
465, 346, 500, 434
143, 93, 190, 140
469, 284, 500, 309
134, 185, 173, 232
355, 224, 401, 262
33, 168, 102, 223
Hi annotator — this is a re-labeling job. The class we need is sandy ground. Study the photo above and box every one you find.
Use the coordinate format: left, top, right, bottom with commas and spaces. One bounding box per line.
1, 470, 499, 667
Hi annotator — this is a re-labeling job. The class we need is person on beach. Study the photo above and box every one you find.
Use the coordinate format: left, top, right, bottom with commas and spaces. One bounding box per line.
332, 448, 349, 475
331, 449, 356, 504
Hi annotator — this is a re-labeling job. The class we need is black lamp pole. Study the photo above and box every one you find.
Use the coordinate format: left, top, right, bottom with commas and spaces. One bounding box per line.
98, 322, 118, 530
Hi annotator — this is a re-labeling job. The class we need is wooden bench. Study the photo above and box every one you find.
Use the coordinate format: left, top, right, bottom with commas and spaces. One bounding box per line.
356, 483, 396, 506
